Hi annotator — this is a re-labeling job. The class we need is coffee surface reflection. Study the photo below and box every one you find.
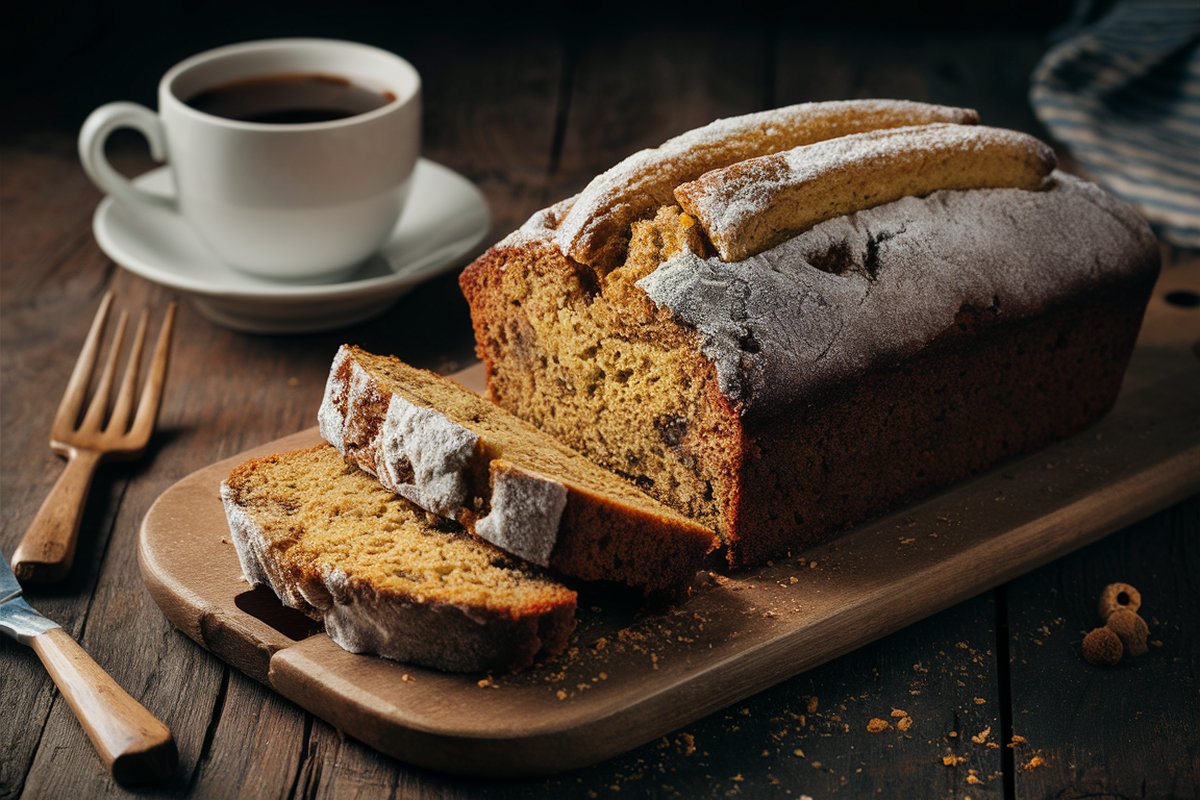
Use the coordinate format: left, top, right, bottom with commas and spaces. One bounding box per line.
187, 73, 395, 124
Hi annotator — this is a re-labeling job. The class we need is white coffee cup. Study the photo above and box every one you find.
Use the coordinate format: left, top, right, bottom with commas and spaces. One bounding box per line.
79, 38, 421, 281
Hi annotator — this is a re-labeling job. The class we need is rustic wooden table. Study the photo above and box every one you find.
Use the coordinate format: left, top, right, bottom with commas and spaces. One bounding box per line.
3, 20, 1198, 799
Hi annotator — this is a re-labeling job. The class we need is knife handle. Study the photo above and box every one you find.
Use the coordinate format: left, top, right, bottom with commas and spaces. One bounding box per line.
31, 627, 177, 784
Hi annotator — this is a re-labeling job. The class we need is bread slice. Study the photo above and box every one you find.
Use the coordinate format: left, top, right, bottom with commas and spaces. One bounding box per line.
221, 445, 576, 672
318, 345, 716, 595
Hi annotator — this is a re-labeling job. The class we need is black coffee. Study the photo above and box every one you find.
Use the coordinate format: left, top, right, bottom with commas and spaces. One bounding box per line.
186, 73, 395, 124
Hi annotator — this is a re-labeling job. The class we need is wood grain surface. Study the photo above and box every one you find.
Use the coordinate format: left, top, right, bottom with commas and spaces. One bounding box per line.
3, 18, 1199, 800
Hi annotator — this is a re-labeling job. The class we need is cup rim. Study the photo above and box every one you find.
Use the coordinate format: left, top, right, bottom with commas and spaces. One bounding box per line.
159, 38, 420, 132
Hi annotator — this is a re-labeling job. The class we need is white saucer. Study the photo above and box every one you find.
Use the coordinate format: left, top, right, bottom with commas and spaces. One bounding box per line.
93, 159, 491, 333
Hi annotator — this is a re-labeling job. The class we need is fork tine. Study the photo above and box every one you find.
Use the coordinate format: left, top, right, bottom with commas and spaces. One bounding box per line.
52, 292, 114, 435
129, 302, 177, 444
106, 310, 149, 434
80, 309, 129, 432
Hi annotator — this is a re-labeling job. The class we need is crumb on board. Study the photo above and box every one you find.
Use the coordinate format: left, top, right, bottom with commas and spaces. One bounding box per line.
401, 673, 414, 683
867, 718, 892, 733
897, 716, 913, 732
890, 708, 907, 718
943, 754, 967, 767
1023, 755, 1047, 771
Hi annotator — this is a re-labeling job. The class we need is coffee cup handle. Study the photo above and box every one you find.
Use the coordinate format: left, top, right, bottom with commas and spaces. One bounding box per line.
78, 102, 175, 212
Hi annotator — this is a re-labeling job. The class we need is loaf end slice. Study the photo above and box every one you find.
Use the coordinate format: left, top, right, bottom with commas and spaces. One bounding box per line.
221, 445, 577, 673
319, 345, 717, 595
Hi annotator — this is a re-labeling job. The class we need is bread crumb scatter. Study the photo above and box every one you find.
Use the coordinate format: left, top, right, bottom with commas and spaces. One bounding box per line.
897, 716, 913, 732
973, 697, 986, 705
970, 725, 991, 745
556, 689, 568, 700
1082, 626, 1123, 666
966, 774, 983, 785
401, 673, 415, 683
793, 748, 805, 758
943, 754, 967, 766
866, 718, 892, 733
807, 696, 819, 714
889, 708, 907, 718
811, 761, 822, 769
1023, 755, 1047, 771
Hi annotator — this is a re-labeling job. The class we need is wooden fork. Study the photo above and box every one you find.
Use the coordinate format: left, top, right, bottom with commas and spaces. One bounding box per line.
11, 292, 176, 583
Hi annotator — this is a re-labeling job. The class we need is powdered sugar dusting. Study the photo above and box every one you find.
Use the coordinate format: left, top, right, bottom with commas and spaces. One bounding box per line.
638, 172, 1158, 413
474, 462, 567, 567
317, 347, 351, 450
554, 99, 978, 265
379, 393, 479, 518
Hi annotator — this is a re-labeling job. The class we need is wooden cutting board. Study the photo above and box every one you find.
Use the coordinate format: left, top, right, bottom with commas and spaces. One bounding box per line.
139, 264, 1200, 778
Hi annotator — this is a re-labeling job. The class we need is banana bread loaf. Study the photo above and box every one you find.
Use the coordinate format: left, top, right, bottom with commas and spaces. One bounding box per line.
318, 345, 715, 595
459, 100, 1160, 568
221, 445, 576, 672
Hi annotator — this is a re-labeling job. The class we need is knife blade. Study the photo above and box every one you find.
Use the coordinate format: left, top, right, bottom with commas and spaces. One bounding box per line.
1, 556, 177, 783
0, 558, 60, 642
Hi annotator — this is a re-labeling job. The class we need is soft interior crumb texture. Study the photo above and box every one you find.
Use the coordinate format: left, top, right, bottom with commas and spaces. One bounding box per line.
319, 346, 715, 593
221, 445, 576, 672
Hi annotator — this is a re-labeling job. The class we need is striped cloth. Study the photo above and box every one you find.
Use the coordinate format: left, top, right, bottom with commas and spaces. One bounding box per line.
1031, 0, 1200, 249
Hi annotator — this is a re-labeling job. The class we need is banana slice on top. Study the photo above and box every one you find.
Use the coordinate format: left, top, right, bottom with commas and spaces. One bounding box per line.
554, 100, 980, 269
674, 123, 1057, 262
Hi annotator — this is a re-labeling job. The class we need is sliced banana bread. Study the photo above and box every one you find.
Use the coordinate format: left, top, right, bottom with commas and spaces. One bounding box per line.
221, 445, 576, 672
318, 345, 716, 595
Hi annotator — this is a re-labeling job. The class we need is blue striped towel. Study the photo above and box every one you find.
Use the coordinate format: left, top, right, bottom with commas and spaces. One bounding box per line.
1031, 0, 1200, 249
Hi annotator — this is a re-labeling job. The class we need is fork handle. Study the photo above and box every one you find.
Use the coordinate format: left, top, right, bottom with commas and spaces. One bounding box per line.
12, 449, 103, 583
31, 627, 177, 784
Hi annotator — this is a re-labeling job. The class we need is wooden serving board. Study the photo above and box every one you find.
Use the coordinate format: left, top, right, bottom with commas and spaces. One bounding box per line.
139, 265, 1200, 778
